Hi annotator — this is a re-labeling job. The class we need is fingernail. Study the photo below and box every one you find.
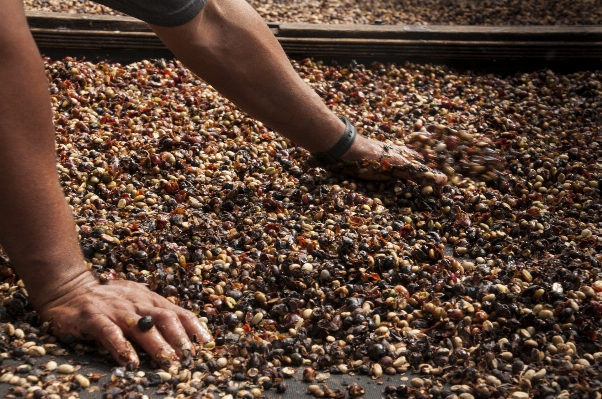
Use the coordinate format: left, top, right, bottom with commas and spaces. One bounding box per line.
118, 349, 138, 367
175, 336, 191, 348
199, 328, 213, 342
157, 348, 178, 362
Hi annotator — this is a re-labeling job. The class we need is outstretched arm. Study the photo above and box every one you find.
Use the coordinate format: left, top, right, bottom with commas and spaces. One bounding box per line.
150, 0, 447, 185
0, 0, 211, 368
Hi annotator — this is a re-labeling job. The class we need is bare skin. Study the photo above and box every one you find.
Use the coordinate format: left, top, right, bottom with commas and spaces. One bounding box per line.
0, 0, 445, 367
150, 0, 447, 185
0, 0, 210, 368
39, 279, 211, 367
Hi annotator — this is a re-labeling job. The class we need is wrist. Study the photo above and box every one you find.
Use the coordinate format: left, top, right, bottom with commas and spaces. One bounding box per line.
15, 257, 97, 312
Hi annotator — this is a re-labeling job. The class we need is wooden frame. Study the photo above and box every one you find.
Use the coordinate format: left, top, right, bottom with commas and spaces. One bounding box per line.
27, 11, 602, 68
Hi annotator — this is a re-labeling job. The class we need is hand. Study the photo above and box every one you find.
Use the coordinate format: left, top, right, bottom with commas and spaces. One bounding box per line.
326, 135, 448, 185
37, 272, 212, 368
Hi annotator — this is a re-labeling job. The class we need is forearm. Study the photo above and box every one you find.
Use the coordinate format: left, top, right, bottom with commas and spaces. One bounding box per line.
0, 1, 91, 310
150, 0, 345, 154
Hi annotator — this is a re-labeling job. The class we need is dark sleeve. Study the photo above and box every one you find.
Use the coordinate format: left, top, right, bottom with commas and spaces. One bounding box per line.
92, 0, 207, 27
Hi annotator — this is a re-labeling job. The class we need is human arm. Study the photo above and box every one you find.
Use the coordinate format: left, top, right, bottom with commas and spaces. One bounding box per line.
150, 0, 447, 185
0, 0, 210, 368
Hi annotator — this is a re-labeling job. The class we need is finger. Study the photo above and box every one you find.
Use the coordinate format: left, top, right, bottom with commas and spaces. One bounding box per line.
81, 314, 139, 367
434, 171, 448, 186
397, 145, 425, 163
116, 314, 180, 369
44, 308, 138, 366
330, 157, 447, 186
417, 165, 448, 186
159, 301, 213, 344
146, 291, 213, 343
114, 280, 209, 345
390, 161, 448, 186
142, 308, 195, 358
388, 148, 447, 186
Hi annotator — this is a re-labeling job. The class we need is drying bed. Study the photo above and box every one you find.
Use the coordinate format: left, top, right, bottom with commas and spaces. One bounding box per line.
0, 56, 600, 398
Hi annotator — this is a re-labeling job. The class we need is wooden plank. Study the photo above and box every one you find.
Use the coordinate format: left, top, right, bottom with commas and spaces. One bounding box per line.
30, 27, 602, 61
277, 23, 602, 42
26, 11, 602, 67
277, 38, 602, 61
31, 29, 164, 49
26, 10, 152, 32
26, 11, 602, 42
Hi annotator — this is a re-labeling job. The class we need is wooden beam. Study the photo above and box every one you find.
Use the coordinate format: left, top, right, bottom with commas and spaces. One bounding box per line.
26, 10, 152, 32
26, 11, 602, 66
277, 23, 602, 42
277, 38, 602, 61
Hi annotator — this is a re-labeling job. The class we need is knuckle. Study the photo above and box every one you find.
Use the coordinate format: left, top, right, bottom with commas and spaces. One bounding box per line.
79, 303, 103, 319
156, 309, 178, 320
